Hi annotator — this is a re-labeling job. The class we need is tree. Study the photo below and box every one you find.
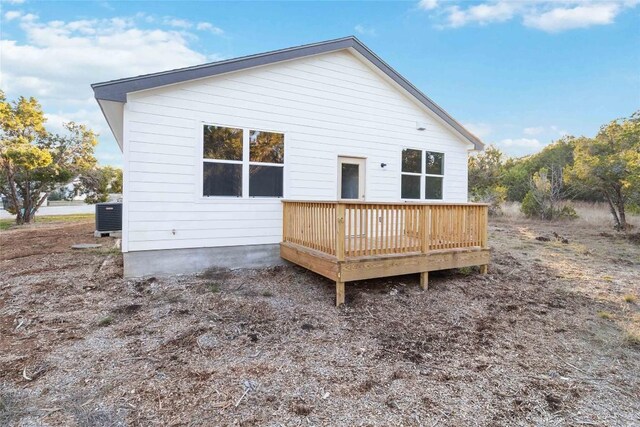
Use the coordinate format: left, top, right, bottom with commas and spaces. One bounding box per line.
468, 145, 507, 215
520, 166, 575, 220
0, 91, 98, 224
78, 166, 123, 204
566, 112, 640, 230
468, 145, 504, 196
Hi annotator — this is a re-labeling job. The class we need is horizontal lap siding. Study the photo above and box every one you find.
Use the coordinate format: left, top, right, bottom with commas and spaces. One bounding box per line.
124, 51, 469, 252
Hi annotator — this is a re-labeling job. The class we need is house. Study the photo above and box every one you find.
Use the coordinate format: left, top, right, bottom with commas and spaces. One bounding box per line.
93, 36, 490, 305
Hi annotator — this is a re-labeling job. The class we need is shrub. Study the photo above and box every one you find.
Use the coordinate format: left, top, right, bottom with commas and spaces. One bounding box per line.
521, 191, 578, 220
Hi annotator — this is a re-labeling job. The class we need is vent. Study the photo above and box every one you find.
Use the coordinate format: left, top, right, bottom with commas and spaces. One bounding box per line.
95, 202, 122, 232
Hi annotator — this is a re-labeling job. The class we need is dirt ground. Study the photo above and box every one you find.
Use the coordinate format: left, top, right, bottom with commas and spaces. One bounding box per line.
1, 216, 639, 426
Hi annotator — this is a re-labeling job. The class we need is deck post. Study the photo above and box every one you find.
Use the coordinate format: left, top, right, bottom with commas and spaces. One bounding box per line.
336, 203, 346, 261
481, 205, 489, 249
420, 272, 429, 290
420, 205, 430, 253
336, 281, 345, 306
480, 205, 489, 275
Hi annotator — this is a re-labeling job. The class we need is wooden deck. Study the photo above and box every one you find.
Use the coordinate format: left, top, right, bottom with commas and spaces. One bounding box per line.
280, 201, 490, 305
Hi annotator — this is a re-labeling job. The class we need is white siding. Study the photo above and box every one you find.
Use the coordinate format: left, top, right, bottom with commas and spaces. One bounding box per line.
123, 51, 470, 252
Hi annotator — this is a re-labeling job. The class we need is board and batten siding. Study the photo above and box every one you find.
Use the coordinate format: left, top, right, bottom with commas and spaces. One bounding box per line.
123, 50, 471, 252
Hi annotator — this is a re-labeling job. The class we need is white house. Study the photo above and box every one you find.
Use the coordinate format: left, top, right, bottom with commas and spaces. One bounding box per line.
93, 37, 485, 279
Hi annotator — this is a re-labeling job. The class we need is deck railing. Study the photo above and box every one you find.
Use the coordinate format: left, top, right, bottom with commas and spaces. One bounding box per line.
282, 201, 488, 260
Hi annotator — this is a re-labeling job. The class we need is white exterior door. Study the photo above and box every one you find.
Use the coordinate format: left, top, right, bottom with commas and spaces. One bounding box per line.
338, 156, 365, 201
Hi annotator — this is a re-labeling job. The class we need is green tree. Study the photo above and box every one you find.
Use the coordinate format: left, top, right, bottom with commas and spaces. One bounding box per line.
566, 112, 640, 230
468, 145, 507, 214
0, 91, 98, 224
78, 166, 123, 204
468, 145, 503, 196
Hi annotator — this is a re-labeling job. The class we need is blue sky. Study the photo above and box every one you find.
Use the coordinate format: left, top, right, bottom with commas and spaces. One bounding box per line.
1, 0, 638, 166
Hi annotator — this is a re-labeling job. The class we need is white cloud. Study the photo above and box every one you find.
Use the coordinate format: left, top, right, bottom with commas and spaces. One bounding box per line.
423, 1, 638, 32
1, 14, 208, 101
446, 1, 517, 28
418, 0, 439, 11
524, 3, 620, 32
4, 10, 22, 21
164, 17, 192, 29
464, 122, 493, 139
354, 24, 376, 36
196, 22, 224, 35
1, 13, 218, 165
3, 0, 25, 4
523, 126, 545, 136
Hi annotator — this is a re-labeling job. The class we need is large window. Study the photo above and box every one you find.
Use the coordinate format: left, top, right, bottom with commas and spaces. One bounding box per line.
401, 149, 444, 200
202, 124, 284, 198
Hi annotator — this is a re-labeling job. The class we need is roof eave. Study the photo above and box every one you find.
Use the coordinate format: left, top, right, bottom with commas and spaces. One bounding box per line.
91, 36, 484, 150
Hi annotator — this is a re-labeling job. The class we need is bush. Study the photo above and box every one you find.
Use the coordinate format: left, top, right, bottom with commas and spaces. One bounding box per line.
557, 205, 578, 220
521, 190, 545, 219
521, 191, 577, 220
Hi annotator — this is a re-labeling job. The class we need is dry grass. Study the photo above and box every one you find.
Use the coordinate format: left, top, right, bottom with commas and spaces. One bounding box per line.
1, 213, 639, 426
500, 201, 639, 229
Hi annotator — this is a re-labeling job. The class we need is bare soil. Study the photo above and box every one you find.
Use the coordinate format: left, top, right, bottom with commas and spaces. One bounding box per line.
1, 217, 639, 426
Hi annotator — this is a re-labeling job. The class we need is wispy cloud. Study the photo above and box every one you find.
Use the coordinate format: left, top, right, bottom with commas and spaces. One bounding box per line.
196, 22, 224, 35
523, 3, 621, 32
418, 1, 639, 33
4, 10, 22, 21
354, 24, 376, 36
417, 0, 439, 11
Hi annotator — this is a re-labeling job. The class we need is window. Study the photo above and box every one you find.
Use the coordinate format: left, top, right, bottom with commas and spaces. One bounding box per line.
203, 125, 243, 197
425, 151, 444, 200
202, 124, 284, 198
401, 149, 444, 200
249, 130, 284, 197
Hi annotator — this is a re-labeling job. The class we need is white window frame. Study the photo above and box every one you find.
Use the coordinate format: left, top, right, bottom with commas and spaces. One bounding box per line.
400, 148, 445, 201
424, 150, 445, 201
197, 122, 286, 200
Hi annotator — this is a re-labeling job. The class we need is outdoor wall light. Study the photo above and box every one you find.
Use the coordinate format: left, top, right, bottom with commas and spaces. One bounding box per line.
381, 163, 387, 168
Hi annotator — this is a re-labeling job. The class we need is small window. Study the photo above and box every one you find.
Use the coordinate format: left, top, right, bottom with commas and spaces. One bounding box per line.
401, 148, 444, 200
402, 149, 422, 174
401, 149, 422, 200
425, 176, 443, 200
204, 163, 242, 197
204, 125, 243, 161
203, 125, 244, 197
425, 151, 444, 175
250, 131, 284, 164
249, 165, 283, 197
425, 151, 444, 200
401, 175, 421, 199
249, 130, 284, 197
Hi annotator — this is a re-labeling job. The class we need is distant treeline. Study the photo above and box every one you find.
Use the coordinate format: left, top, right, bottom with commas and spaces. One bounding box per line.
468, 111, 639, 230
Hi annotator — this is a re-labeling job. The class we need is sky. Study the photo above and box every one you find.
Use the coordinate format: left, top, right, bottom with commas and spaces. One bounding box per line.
1, 0, 639, 167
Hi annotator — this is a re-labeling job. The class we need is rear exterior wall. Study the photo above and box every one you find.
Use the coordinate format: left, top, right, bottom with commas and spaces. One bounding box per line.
122, 50, 471, 253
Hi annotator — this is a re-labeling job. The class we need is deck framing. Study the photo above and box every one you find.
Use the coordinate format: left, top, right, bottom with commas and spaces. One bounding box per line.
281, 242, 490, 305
281, 201, 490, 306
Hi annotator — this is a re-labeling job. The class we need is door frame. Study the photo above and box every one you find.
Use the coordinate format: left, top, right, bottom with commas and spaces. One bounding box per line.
337, 156, 366, 201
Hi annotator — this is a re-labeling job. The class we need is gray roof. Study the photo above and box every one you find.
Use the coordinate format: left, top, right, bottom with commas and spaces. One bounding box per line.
92, 36, 483, 150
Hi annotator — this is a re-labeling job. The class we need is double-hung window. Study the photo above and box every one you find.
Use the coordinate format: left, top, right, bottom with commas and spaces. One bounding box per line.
401, 148, 444, 200
202, 124, 284, 198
